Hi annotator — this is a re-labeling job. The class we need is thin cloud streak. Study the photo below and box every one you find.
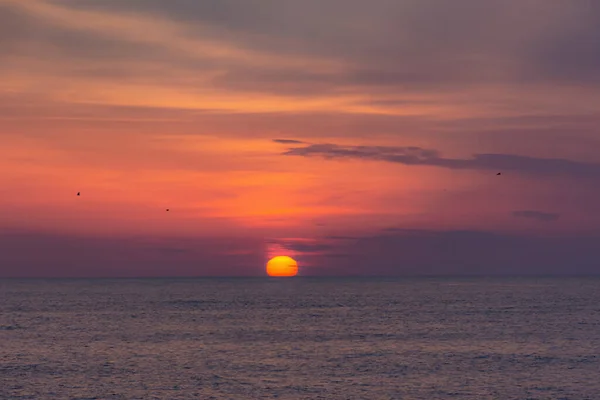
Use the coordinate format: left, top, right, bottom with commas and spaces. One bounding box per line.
272, 139, 307, 144
512, 210, 560, 222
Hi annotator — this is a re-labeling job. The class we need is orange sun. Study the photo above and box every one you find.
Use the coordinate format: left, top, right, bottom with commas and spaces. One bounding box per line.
266, 256, 299, 277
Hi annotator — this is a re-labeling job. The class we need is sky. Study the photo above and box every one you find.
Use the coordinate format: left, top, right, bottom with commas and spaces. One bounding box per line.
1, 0, 600, 277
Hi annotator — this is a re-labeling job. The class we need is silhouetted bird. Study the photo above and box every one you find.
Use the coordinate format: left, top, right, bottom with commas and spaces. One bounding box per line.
77, 192, 80, 196
496, 172, 501, 176
166, 209, 170, 211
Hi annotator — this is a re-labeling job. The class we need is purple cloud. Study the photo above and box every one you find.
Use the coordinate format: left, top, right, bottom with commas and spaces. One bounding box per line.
512, 210, 560, 222
282, 143, 600, 178
272, 138, 307, 144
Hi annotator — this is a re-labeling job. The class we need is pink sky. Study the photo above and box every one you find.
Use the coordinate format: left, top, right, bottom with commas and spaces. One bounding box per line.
2, 0, 600, 276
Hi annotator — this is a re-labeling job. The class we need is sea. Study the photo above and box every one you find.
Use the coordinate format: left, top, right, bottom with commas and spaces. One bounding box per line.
1, 277, 599, 399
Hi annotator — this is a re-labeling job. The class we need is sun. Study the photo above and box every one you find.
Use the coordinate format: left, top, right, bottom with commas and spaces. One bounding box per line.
266, 256, 298, 277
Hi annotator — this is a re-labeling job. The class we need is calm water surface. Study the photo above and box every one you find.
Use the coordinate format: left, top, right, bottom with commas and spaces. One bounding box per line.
1, 277, 599, 399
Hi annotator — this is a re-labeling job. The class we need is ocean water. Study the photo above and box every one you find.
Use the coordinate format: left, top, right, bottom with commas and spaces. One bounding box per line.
1, 277, 599, 399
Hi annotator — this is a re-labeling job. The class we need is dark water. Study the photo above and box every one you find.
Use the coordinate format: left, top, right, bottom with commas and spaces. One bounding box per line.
1, 277, 599, 399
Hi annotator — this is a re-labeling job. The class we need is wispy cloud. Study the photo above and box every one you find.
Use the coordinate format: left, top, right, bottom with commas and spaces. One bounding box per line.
272, 139, 307, 144
324, 235, 362, 240
512, 210, 560, 222
282, 142, 600, 178
267, 238, 334, 253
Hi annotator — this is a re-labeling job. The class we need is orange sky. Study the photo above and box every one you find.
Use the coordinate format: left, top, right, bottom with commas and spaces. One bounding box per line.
2, 0, 600, 276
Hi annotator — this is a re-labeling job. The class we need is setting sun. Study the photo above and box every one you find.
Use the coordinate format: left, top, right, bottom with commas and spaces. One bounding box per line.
266, 256, 299, 277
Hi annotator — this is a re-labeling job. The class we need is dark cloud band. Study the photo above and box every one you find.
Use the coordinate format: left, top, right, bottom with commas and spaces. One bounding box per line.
282, 142, 600, 178
512, 210, 560, 222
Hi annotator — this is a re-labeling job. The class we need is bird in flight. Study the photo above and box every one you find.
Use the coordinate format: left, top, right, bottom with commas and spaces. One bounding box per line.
166, 209, 170, 211
77, 192, 80, 196
496, 172, 501, 176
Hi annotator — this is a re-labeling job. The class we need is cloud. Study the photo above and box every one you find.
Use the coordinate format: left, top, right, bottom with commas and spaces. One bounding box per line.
3, 228, 600, 277
2, 0, 336, 70
4, 0, 600, 110
0, 232, 264, 277
324, 235, 362, 240
265, 229, 600, 276
272, 138, 306, 144
282, 142, 600, 178
512, 210, 560, 222
267, 238, 334, 253
48, 0, 600, 87
312, 229, 600, 276
380, 228, 440, 235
